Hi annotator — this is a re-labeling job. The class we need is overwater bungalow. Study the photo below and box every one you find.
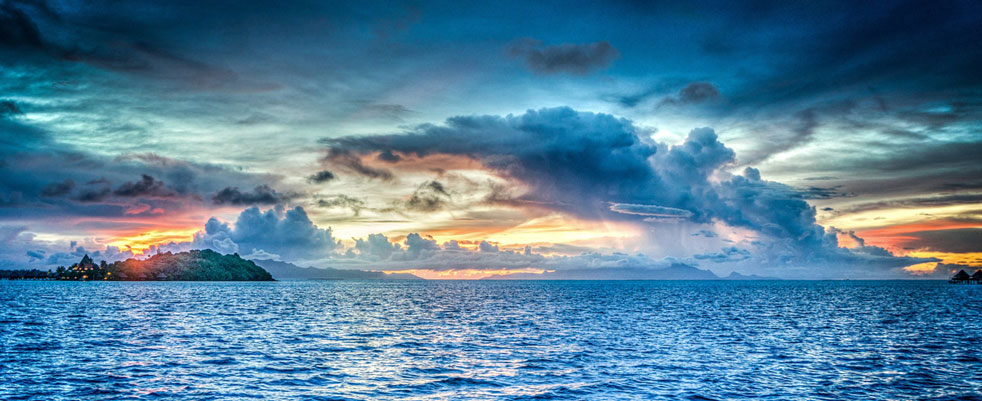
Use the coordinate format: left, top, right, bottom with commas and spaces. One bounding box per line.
949, 269, 982, 284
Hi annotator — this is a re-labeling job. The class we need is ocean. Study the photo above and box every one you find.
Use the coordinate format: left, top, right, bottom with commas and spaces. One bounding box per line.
1, 280, 980, 400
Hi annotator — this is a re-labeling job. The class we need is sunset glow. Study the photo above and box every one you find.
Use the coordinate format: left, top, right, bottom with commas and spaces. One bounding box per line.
105, 228, 200, 255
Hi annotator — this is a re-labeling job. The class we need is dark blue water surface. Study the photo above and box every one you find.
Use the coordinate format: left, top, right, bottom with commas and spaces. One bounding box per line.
2, 280, 981, 400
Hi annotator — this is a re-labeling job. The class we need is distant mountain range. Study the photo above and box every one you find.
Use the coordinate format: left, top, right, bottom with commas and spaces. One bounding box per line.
723, 271, 779, 280
488, 263, 718, 280
488, 264, 779, 280
252, 259, 422, 280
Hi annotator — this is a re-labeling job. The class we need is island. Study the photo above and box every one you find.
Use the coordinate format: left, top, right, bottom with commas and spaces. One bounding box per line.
0, 250, 274, 281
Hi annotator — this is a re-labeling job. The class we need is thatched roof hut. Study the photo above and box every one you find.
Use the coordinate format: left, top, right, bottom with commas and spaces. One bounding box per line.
971, 270, 982, 281
952, 270, 971, 281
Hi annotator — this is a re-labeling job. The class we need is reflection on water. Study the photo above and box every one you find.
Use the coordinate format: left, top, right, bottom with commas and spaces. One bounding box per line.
2, 280, 981, 399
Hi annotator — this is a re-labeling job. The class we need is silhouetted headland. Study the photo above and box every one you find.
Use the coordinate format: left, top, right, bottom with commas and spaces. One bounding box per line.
0, 250, 273, 281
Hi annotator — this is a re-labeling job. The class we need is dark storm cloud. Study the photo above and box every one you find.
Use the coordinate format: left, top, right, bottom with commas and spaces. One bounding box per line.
113, 174, 173, 197
719, 1, 981, 163
508, 38, 619, 75
0, 1, 43, 49
377, 150, 401, 163
0, 0, 259, 90
40, 179, 73, 197
0, 100, 23, 117
211, 185, 285, 206
307, 170, 336, 184
677, 82, 719, 103
657, 82, 721, 107
73, 179, 112, 203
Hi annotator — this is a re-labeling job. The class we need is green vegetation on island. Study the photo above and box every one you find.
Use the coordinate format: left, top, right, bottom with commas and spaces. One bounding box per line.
0, 250, 274, 281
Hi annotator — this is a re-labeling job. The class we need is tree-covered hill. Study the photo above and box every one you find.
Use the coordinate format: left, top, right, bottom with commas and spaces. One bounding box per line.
107, 250, 274, 281
2, 250, 275, 281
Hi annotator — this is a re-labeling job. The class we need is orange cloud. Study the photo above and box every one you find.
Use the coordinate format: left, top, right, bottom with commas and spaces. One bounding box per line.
856, 219, 982, 252
905, 251, 982, 267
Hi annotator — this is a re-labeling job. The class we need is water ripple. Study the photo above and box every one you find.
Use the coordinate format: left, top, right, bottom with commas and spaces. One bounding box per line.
1, 280, 981, 399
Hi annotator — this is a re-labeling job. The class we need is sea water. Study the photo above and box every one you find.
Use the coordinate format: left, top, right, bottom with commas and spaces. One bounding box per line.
1, 280, 980, 400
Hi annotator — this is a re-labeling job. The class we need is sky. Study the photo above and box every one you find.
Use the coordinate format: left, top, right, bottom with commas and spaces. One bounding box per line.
0, 0, 979, 279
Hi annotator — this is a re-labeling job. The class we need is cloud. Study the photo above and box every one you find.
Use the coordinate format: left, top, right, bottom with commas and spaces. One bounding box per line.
0, 0, 262, 91
361, 104, 413, 122
737, 109, 820, 165
323, 107, 659, 219
694, 247, 751, 263
0, 115, 289, 239
0, 2, 43, 50
792, 185, 854, 200
677, 82, 720, 103
616, 82, 720, 109
317, 194, 367, 216
838, 194, 982, 216
478, 240, 499, 253
406, 180, 451, 212
443, 240, 463, 251
40, 179, 74, 197
405, 233, 439, 255
113, 174, 174, 197
692, 229, 717, 238
0, 99, 22, 117
508, 38, 619, 75
72, 180, 112, 202
183, 206, 341, 262
307, 170, 336, 183
901, 228, 982, 253
355, 233, 398, 259
659, 82, 720, 107
322, 107, 930, 273
322, 148, 393, 180
211, 185, 286, 205
0, 225, 138, 269
609, 203, 694, 220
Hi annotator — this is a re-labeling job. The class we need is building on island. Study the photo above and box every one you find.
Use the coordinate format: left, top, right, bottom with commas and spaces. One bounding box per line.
949, 269, 982, 284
